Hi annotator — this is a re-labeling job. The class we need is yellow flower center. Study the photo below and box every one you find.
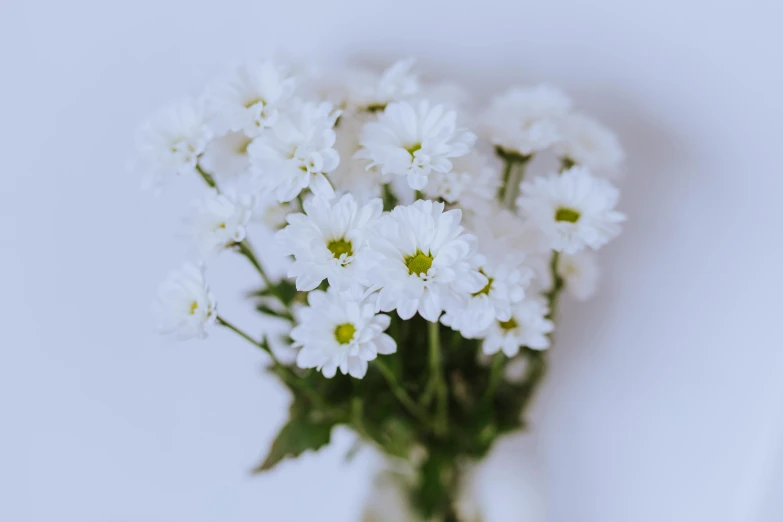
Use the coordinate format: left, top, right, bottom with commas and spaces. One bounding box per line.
334, 323, 357, 345
555, 207, 581, 223
327, 238, 353, 258
244, 97, 265, 108
189, 301, 199, 315
405, 250, 433, 276
473, 271, 493, 296
498, 317, 518, 331
405, 143, 422, 157
237, 137, 253, 155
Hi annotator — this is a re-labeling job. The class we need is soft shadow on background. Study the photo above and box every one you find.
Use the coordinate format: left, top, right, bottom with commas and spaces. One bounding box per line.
2, 1, 782, 521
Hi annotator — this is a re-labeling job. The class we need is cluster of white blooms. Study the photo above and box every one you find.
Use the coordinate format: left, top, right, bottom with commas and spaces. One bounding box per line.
136, 58, 626, 378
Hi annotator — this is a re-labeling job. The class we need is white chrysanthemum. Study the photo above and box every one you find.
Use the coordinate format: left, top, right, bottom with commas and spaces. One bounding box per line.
330, 112, 383, 202
153, 262, 217, 340
557, 251, 600, 301
441, 210, 533, 338
423, 153, 500, 213
206, 60, 295, 136
276, 194, 382, 291
184, 192, 253, 256
555, 112, 625, 175
482, 85, 572, 156
517, 166, 625, 254
482, 299, 553, 357
134, 98, 212, 191
370, 200, 487, 322
341, 58, 418, 111
199, 131, 253, 185
248, 101, 341, 202
292, 288, 396, 379
356, 101, 476, 190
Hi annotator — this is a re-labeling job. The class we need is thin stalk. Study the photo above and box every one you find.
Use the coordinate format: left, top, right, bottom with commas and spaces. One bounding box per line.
497, 160, 514, 201
217, 316, 334, 409
196, 164, 217, 189
237, 239, 274, 290
545, 251, 564, 321
429, 321, 448, 435
374, 359, 434, 428
217, 316, 278, 363
502, 157, 531, 210
483, 353, 505, 403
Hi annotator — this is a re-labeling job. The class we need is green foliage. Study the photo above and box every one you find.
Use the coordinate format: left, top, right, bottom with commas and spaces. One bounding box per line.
253, 312, 551, 520
254, 400, 336, 472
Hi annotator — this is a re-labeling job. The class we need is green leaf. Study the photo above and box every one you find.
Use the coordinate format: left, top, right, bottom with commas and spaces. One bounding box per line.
253, 413, 335, 473
255, 302, 293, 321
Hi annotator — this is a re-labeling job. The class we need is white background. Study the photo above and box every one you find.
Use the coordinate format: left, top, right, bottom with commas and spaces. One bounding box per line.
2, 0, 783, 520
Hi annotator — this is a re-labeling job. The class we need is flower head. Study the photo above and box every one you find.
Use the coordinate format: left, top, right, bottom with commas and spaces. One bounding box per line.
482, 85, 571, 156
206, 60, 295, 136
249, 100, 341, 202
276, 194, 383, 291
441, 209, 533, 337
423, 153, 500, 213
481, 298, 554, 357
153, 262, 217, 340
517, 166, 625, 254
134, 98, 212, 191
341, 59, 418, 112
292, 288, 396, 379
184, 192, 253, 256
199, 131, 254, 187
555, 112, 625, 175
371, 200, 487, 322
356, 101, 476, 190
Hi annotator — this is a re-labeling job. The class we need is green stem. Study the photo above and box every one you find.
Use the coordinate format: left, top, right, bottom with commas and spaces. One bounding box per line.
429, 321, 448, 435
374, 358, 434, 428
216, 315, 278, 363
502, 156, 531, 210
196, 163, 217, 189
498, 160, 514, 201
237, 239, 274, 290
545, 251, 564, 321
217, 316, 334, 409
483, 353, 505, 403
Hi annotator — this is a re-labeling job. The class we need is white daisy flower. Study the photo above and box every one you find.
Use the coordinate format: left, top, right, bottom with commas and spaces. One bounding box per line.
206, 60, 295, 137
441, 209, 533, 338
276, 194, 383, 291
370, 200, 487, 322
341, 58, 418, 112
184, 192, 253, 256
481, 299, 554, 357
199, 131, 253, 186
134, 97, 212, 191
292, 288, 396, 379
555, 112, 625, 175
557, 251, 600, 301
422, 153, 500, 213
517, 166, 625, 254
153, 262, 217, 340
248, 100, 341, 202
482, 85, 572, 157
356, 101, 476, 191
329, 112, 383, 203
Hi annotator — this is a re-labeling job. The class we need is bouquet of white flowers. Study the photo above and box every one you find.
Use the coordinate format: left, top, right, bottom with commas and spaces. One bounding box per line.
135, 58, 625, 521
